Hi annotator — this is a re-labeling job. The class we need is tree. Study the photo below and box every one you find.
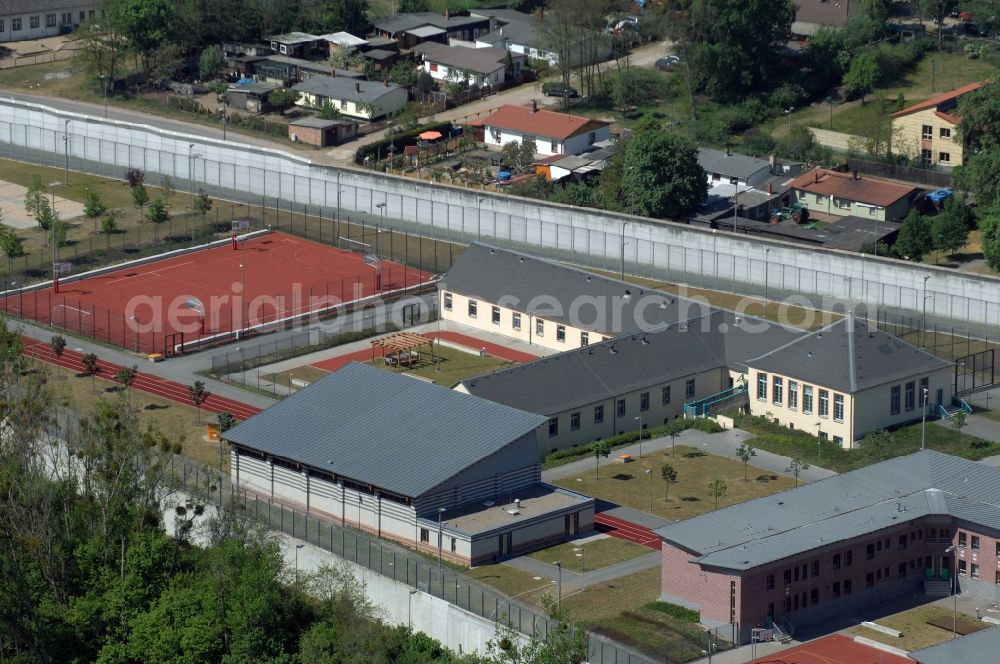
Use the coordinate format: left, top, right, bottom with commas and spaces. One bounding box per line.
82, 352, 100, 392
611, 68, 666, 114
804, 26, 846, 94
124, 167, 145, 188
500, 140, 523, 174
931, 197, 972, 262
664, 419, 685, 458
861, 428, 892, 461
101, 213, 119, 249
116, 365, 137, 405
132, 183, 149, 219
267, 88, 300, 110
83, 189, 107, 225
161, 175, 176, 208
318, 101, 342, 120
0, 227, 25, 278
842, 50, 878, 103
955, 148, 1000, 207
189, 380, 210, 423
894, 209, 933, 261
35, 197, 56, 235
146, 197, 169, 240
398, 0, 430, 10
23, 176, 45, 219
980, 206, 1000, 271
736, 442, 757, 481
847, 93, 901, 160
198, 44, 224, 79
952, 409, 967, 442
50, 334, 66, 377
785, 457, 810, 486
318, 0, 369, 34
776, 126, 821, 162
518, 138, 537, 173
107, 0, 177, 74
217, 412, 237, 433
614, 129, 707, 219
660, 463, 678, 500
592, 440, 612, 479
708, 478, 727, 510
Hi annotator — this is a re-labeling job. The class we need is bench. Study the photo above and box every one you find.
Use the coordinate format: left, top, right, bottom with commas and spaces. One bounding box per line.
147, 353, 164, 363
619, 454, 633, 463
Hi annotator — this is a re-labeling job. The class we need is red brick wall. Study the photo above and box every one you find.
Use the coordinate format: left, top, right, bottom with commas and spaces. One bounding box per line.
661, 544, 739, 625
954, 522, 1000, 588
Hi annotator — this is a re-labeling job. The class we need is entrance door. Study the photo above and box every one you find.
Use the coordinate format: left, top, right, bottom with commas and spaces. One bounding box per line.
937, 388, 944, 407
498, 532, 512, 557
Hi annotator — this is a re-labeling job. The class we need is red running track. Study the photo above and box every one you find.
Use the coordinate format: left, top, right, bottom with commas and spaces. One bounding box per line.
2, 232, 433, 356
594, 512, 661, 550
23, 338, 262, 421
748, 634, 913, 664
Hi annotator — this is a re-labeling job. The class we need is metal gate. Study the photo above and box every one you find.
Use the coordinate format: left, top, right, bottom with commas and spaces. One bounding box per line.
955, 349, 995, 395
164, 332, 185, 357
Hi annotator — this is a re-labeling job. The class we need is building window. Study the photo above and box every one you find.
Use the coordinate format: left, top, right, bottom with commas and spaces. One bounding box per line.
845, 550, 852, 567
662, 386, 671, 405
867, 543, 875, 560
617, 399, 626, 417
789, 381, 798, 410
548, 418, 558, 438
443, 292, 452, 310
46, 13, 56, 27
766, 574, 774, 590
784, 569, 792, 586
794, 566, 799, 582
640, 392, 649, 412
940, 127, 952, 139
594, 405, 604, 424
959, 531, 967, 547
844, 579, 852, 594
810, 588, 819, 605
832, 581, 841, 597
773, 376, 783, 405
803, 386, 813, 414
556, 325, 566, 342
451, 537, 456, 552
468, 300, 477, 318
833, 394, 844, 422
570, 412, 580, 431
866, 572, 874, 588
899, 535, 907, 550
922, 125, 933, 140
996, 571, 1000, 586
833, 435, 844, 446
420, 528, 429, 543
972, 535, 980, 551
939, 152, 950, 163
686, 379, 695, 398
491, 305, 500, 325
833, 553, 841, 570
62, 12, 71, 23
890, 385, 900, 415
784, 596, 791, 613
757, 373, 767, 400
899, 563, 907, 579
512, 313, 521, 331
581, 332, 589, 346
550, 141, 559, 153
815, 194, 824, 204
340, 100, 348, 110
972, 563, 980, 579
430, 62, 438, 72
811, 561, 819, 577
819, 390, 829, 417
959, 560, 967, 576
29, 15, 39, 29
12, 17, 21, 31
536, 319, 544, 336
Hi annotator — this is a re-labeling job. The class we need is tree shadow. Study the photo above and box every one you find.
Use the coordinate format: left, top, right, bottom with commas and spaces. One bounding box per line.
612, 473, 634, 481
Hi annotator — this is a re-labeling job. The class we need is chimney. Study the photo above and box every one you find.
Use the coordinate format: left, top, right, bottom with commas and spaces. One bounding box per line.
444, 7, 449, 19
355, 82, 361, 93
814, 170, 819, 183
769, 154, 776, 174
530, 99, 537, 113
767, 183, 773, 195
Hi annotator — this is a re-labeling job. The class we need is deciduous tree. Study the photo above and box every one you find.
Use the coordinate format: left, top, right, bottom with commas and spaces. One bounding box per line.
593, 440, 612, 479
861, 428, 892, 461
189, 380, 210, 423
894, 209, 934, 261
198, 44, 225, 79
708, 478, 727, 510
736, 442, 756, 481
614, 129, 707, 218
931, 197, 972, 262
785, 457, 809, 486
660, 463, 678, 499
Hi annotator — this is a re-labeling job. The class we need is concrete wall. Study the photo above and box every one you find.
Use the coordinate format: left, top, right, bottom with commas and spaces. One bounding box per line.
3, 98, 999, 338
807, 127, 857, 153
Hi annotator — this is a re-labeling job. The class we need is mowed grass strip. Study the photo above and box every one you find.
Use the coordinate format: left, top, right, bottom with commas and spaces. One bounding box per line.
526, 537, 652, 573
849, 604, 986, 652
552, 444, 796, 521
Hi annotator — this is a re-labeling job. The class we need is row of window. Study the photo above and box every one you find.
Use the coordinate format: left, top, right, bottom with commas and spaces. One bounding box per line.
957, 530, 998, 554
920, 148, 950, 164
889, 377, 929, 416
921, 124, 952, 140
546, 383, 694, 437
756, 373, 844, 422
448, 294, 589, 346
0, 11, 93, 32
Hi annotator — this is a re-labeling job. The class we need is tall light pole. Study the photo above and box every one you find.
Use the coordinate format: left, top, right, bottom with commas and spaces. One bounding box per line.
63, 120, 70, 185
620, 221, 630, 280
921, 387, 929, 450
645, 468, 652, 511
188, 143, 202, 216
239, 254, 246, 339
129, 315, 139, 352
553, 561, 562, 611
922, 275, 932, 348
294, 543, 305, 584
236, 346, 245, 384
376, 201, 386, 229
634, 415, 643, 458
48, 180, 61, 293
785, 107, 794, 133
437, 506, 446, 581
945, 544, 957, 639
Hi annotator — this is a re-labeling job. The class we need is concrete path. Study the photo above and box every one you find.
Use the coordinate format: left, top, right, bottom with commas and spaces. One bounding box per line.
933, 410, 1000, 444
503, 549, 661, 593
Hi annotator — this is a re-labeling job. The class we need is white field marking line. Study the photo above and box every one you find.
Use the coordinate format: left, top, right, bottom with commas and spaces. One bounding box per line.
105, 260, 195, 285
55, 304, 91, 316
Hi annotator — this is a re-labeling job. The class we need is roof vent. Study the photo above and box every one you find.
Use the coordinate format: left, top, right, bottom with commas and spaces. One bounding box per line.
519, 257, 525, 263
609, 346, 618, 354
807, 351, 813, 358
586, 276, 591, 282
489, 249, 495, 254
641, 337, 649, 345
659, 300, 668, 309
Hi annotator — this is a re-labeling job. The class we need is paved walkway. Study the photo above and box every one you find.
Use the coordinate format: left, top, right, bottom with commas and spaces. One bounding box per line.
934, 410, 1000, 444
503, 548, 662, 594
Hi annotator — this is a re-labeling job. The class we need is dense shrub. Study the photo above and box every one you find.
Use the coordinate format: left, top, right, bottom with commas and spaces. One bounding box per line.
354, 120, 454, 165
643, 601, 700, 622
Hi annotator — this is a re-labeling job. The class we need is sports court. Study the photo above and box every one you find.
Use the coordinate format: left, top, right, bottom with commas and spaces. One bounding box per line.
0, 231, 434, 355
749, 634, 913, 664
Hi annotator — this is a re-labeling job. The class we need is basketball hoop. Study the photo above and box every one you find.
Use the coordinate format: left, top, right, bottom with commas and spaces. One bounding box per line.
363, 254, 382, 270
183, 296, 206, 316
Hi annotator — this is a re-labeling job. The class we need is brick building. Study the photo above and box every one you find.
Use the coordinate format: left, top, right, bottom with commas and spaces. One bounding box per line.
655, 451, 1000, 644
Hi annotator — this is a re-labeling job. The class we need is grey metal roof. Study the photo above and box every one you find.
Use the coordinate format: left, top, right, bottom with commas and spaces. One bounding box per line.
224, 362, 546, 498
267, 32, 320, 44
910, 625, 1000, 664
746, 316, 953, 393
371, 11, 488, 35
654, 451, 1000, 571
363, 49, 397, 61
320, 32, 368, 48
7, 0, 96, 11
228, 82, 280, 95
289, 117, 355, 129
459, 310, 805, 415
293, 76, 402, 103
442, 243, 697, 336
406, 25, 447, 38
415, 44, 511, 75
698, 148, 773, 181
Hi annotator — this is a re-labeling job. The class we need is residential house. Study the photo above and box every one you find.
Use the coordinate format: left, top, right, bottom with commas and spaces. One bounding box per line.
544, 144, 614, 182
288, 117, 358, 147
320, 31, 368, 57
890, 81, 986, 168
244, 55, 363, 87
412, 42, 524, 88
471, 8, 559, 64
370, 11, 492, 49
469, 102, 611, 157
0, 0, 100, 43
697, 148, 775, 188
789, 168, 917, 222
655, 450, 1000, 643
225, 81, 280, 114
293, 77, 407, 120
266, 32, 323, 58
225, 362, 593, 565
745, 315, 953, 447
791, 0, 852, 38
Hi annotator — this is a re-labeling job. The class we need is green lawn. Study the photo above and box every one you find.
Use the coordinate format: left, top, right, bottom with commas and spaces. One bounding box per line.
526, 537, 651, 573
552, 444, 796, 521
370, 344, 512, 386
849, 604, 987, 652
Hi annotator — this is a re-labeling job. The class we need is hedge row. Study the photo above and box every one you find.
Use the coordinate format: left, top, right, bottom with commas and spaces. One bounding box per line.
354, 120, 455, 165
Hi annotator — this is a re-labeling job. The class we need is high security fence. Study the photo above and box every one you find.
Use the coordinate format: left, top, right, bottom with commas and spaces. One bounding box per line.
2, 98, 999, 346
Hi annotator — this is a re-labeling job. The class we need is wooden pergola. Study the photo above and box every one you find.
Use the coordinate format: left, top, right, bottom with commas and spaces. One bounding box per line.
370, 332, 435, 370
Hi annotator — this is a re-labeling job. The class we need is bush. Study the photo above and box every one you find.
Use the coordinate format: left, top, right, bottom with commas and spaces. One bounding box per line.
686, 418, 724, 433
124, 167, 145, 188
268, 88, 300, 110
354, 120, 454, 165
643, 601, 700, 622
542, 418, 723, 468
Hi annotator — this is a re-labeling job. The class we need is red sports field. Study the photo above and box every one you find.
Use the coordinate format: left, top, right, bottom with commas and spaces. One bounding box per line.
749, 634, 913, 664
1, 232, 433, 355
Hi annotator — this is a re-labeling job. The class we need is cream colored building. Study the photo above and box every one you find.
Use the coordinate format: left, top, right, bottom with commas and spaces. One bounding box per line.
745, 316, 953, 448
789, 169, 916, 223
292, 76, 406, 120
890, 81, 985, 168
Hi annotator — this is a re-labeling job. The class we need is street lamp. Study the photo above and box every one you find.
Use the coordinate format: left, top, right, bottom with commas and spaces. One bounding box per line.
944, 544, 958, 638
376, 201, 386, 229
236, 346, 245, 384
48, 180, 61, 293
437, 506, 446, 581
921, 387, 929, 450
620, 221, 630, 280
553, 561, 562, 611
922, 276, 932, 348
785, 107, 794, 133
294, 543, 305, 584
63, 119, 70, 185
634, 415, 643, 458
645, 468, 652, 511
129, 315, 139, 352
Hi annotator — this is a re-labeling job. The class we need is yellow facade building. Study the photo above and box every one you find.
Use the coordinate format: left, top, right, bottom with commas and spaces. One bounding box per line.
890, 81, 985, 168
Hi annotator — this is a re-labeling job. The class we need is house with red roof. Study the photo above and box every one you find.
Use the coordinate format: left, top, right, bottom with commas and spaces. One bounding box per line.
890, 80, 987, 168
469, 102, 610, 156
789, 168, 917, 222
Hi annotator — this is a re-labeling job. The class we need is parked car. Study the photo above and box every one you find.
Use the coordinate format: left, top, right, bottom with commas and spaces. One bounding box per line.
655, 55, 681, 70
542, 82, 578, 97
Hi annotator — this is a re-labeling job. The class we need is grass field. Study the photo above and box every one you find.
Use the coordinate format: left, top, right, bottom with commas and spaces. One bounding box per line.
849, 604, 986, 652
552, 444, 796, 521
526, 537, 651, 573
